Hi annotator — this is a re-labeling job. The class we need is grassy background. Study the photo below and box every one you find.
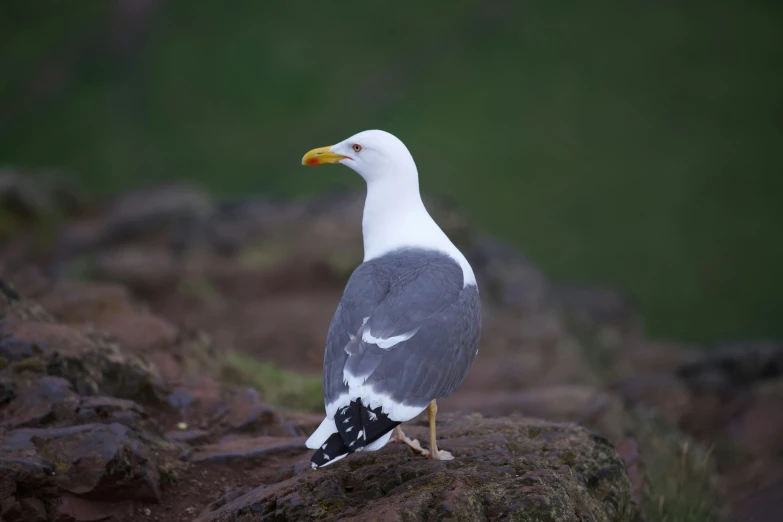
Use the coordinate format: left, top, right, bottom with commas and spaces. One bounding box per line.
1, 0, 782, 344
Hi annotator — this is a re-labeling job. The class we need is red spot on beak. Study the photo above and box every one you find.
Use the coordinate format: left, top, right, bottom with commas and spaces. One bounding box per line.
306, 158, 320, 166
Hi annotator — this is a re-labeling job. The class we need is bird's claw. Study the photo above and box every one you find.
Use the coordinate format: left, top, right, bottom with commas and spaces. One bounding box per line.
390, 428, 429, 456
428, 449, 454, 461
403, 437, 428, 456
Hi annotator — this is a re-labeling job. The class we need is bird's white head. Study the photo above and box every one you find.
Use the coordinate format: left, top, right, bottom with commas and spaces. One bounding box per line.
300, 129, 476, 285
301, 129, 418, 186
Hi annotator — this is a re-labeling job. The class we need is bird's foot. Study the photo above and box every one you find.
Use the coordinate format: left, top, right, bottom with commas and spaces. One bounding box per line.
403, 437, 428, 456
428, 448, 454, 461
390, 427, 428, 456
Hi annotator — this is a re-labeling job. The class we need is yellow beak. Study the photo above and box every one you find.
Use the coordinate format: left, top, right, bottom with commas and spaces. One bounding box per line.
301, 146, 348, 166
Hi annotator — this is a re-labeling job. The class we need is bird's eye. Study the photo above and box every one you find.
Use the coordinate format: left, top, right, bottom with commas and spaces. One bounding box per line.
352, 144, 362, 153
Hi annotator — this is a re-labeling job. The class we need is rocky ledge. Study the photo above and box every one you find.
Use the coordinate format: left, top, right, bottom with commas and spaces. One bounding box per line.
7, 174, 783, 520
0, 275, 635, 522
197, 415, 633, 522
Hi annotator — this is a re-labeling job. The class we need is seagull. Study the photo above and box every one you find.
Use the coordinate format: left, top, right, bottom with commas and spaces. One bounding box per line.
301, 130, 481, 468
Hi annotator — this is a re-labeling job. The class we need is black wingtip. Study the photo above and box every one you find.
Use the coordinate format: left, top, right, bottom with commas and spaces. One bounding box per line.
311, 432, 349, 469
335, 399, 400, 449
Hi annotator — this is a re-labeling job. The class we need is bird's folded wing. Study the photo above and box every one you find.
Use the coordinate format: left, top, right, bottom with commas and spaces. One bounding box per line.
324, 253, 469, 413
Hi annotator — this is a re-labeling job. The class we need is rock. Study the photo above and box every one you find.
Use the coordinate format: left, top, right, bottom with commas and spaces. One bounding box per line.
52, 331, 164, 402
441, 385, 627, 440
37, 281, 135, 325
0, 171, 91, 270
165, 428, 211, 445
105, 183, 215, 240
279, 412, 326, 438
56, 493, 135, 521
0, 336, 40, 363
733, 479, 783, 522
1, 375, 79, 428
625, 340, 701, 375
2, 319, 165, 403
1, 497, 48, 522
0, 377, 15, 405
188, 436, 308, 465
0, 267, 51, 301
214, 388, 282, 434
3, 320, 90, 356
94, 247, 180, 292
75, 396, 148, 429
167, 386, 197, 410
0, 169, 87, 219
677, 341, 783, 392
203, 489, 250, 513
174, 375, 223, 410
2, 423, 164, 502
0, 278, 21, 302
554, 284, 637, 332
467, 237, 550, 313
195, 414, 635, 522
617, 373, 692, 424
226, 293, 342, 373
725, 381, 783, 459
92, 310, 179, 354
459, 310, 597, 392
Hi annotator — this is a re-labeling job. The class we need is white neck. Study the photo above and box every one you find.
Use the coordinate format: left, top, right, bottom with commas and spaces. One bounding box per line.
361, 177, 477, 287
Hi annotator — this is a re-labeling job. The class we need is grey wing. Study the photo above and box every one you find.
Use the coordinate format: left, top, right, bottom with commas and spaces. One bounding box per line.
325, 251, 481, 414
362, 283, 481, 407
323, 262, 388, 407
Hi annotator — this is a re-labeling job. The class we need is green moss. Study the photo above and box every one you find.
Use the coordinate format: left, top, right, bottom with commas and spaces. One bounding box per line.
59, 255, 98, 280
236, 242, 291, 270
0, 207, 26, 242
159, 463, 181, 487
0, 357, 8, 370
178, 278, 221, 303
11, 356, 46, 373
221, 352, 323, 412
37, 445, 73, 473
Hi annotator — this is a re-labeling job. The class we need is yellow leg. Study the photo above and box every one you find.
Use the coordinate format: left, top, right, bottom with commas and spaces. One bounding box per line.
427, 400, 454, 460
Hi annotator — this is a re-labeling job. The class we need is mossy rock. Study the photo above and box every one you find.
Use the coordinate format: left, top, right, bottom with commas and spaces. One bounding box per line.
196, 414, 636, 522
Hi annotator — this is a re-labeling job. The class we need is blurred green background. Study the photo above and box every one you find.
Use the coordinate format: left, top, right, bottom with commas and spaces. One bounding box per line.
1, 1, 782, 344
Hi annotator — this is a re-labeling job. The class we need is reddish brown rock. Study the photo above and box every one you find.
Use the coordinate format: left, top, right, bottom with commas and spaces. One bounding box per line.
214, 388, 281, 434
38, 281, 135, 325
4, 321, 97, 358
726, 382, 783, 458
105, 183, 214, 238
1, 375, 79, 429
195, 415, 635, 522
56, 494, 135, 522
3, 423, 165, 502
75, 395, 149, 429
617, 373, 692, 424
1, 315, 165, 403
1, 496, 48, 522
188, 436, 308, 465
165, 428, 211, 445
95, 247, 181, 293
95, 311, 179, 354
168, 375, 223, 411
441, 384, 627, 440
